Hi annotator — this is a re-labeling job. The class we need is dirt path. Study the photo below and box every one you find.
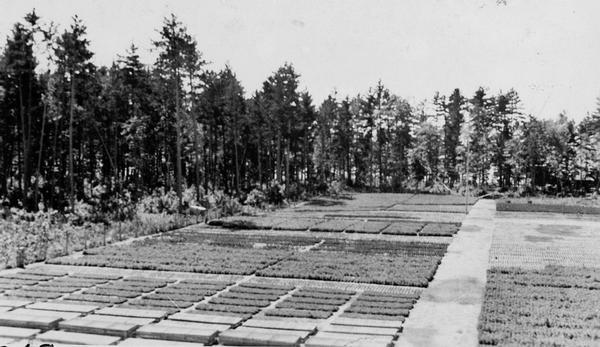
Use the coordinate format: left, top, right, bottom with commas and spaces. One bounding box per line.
397, 200, 495, 347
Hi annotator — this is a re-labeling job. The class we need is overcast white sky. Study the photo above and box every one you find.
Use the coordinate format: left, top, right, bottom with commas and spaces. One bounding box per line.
2, 0, 600, 120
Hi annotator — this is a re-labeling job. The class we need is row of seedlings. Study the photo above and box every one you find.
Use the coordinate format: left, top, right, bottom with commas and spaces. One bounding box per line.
0, 269, 69, 299
478, 267, 600, 346
265, 287, 355, 320
57, 276, 168, 339
216, 216, 288, 229
419, 223, 460, 236
7, 272, 115, 302
216, 216, 387, 234
132, 279, 235, 313
306, 291, 420, 347
370, 221, 460, 237
0, 271, 121, 334
341, 291, 421, 322
65, 276, 171, 308
258, 239, 448, 287
308, 219, 458, 237
310, 219, 356, 233
403, 194, 478, 205
216, 283, 324, 346
272, 218, 322, 231
49, 276, 174, 339
130, 280, 240, 344
215, 216, 325, 232
317, 238, 449, 256
195, 282, 294, 318
345, 221, 391, 234
388, 204, 469, 213
48, 231, 319, 276
115, 277, 180, 312
381, 222, 425, 236
302, 217, 460, 237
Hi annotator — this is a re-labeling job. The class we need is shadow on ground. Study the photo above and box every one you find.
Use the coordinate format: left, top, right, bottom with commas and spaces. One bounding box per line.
304, 198, 347, 207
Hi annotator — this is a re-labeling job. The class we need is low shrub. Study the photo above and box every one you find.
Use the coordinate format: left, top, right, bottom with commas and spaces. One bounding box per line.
327, 180, 345, 198
0, 210, 198, 269
245, 189, 267, 208
266, 181, 286, 206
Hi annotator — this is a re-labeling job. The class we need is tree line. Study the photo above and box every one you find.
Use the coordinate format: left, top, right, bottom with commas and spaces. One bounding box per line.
1, 12, 599, 212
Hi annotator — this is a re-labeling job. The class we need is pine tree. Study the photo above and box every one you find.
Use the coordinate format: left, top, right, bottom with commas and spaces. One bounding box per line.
314, 94, 336, 183
1, 11, 44, 209
53, 15, 94, 212
443, 88, 465, 187
493, 89, 522, 187
332, 97, 353, 185
153, 14, 197, 210
468, 87, 495, 186
260, 63, 300, 185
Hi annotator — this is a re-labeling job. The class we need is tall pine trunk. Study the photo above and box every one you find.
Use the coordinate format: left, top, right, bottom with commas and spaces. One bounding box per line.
233, 124, 240, 195
194, 124, 201, 202
257, 134, 262, 185
285, 119, 291, 185
18, 81, 31, 208
68, 75, 75, 213
175, 74, 183, 212
276, 132, 282, 183
34, 100, 47, 208
346, 150, 352, 186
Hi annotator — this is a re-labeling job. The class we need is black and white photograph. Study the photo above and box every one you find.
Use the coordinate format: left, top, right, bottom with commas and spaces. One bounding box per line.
0, 1, 599, 346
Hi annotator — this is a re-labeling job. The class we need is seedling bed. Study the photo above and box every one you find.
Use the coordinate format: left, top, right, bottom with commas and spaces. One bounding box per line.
195, 303, 262, 315
265, 308, 332, 319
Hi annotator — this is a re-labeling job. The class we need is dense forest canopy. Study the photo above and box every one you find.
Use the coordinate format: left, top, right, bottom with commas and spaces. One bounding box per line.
1, 11, 600, 212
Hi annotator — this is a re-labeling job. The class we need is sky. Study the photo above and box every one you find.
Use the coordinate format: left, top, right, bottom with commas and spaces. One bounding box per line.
2, 0, 600, 121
